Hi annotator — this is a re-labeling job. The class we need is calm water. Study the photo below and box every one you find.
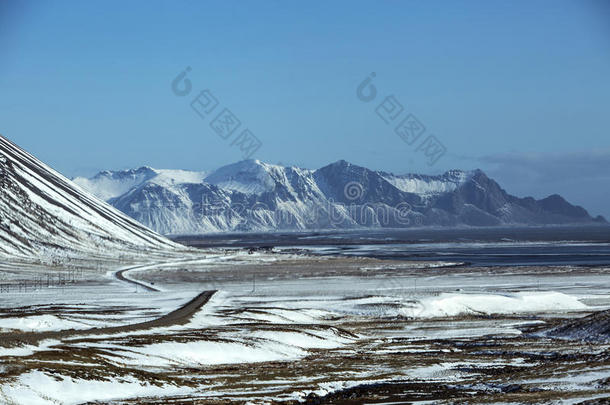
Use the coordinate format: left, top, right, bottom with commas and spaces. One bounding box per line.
174, 225, 610, 267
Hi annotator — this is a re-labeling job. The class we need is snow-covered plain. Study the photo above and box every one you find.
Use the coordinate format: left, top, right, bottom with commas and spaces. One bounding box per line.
1, 250, 609, 404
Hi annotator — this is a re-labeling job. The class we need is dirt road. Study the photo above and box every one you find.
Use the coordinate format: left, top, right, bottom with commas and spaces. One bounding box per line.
0, 287, 216, 347
115, 266, 161, 292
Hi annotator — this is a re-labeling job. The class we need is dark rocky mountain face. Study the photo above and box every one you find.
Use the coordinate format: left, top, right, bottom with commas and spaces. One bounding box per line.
74, 159, 605, 235
314, 160, 422, 207
538, 194, 591, 219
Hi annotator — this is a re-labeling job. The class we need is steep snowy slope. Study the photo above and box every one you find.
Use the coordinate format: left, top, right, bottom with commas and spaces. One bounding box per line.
380, 170, 473, 198
76, 159, 606, 235
0, 135, 179, 258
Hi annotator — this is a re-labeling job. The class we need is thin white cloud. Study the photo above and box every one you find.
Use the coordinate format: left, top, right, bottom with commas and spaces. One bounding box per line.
478, 150, 610, 182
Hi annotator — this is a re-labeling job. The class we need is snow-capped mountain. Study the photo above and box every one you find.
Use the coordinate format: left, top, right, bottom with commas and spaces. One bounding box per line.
0, 135, 179, 258
72, 167, 208, 200
74, 159, 606, 235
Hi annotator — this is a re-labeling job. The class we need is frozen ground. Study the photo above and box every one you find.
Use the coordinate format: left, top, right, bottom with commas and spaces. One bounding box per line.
0, 251, 609, 404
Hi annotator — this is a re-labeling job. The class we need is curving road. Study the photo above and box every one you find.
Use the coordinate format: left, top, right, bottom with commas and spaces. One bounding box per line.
115, 266, 160, 292
0, 264, 216, 347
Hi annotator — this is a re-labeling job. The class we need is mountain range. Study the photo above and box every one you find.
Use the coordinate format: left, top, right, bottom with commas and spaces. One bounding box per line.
73, 159, 606, 235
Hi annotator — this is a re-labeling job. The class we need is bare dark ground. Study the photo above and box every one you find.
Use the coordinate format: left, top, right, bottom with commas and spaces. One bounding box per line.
0, 290, 216, 347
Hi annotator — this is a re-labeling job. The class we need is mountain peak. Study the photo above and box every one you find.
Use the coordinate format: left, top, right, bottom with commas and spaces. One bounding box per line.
538, 194, 590, 219
204, 159, 277, 195
328, 159, 356, 168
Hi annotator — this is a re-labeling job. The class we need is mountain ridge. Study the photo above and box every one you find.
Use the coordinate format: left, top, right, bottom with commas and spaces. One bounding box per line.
73, 159, 606, 235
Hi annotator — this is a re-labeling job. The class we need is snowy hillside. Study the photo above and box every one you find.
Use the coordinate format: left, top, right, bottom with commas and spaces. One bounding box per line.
380, 169, 473, 198
205, 160, 281, 195
75, 159, 606, 235
73, 167, 207, 200
0, 135, 179, 258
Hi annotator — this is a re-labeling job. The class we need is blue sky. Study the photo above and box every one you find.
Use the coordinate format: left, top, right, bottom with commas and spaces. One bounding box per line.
2, 0, 610, 217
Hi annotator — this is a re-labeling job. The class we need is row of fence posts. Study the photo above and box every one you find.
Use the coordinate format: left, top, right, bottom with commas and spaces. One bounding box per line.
0, 268, 85, 293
